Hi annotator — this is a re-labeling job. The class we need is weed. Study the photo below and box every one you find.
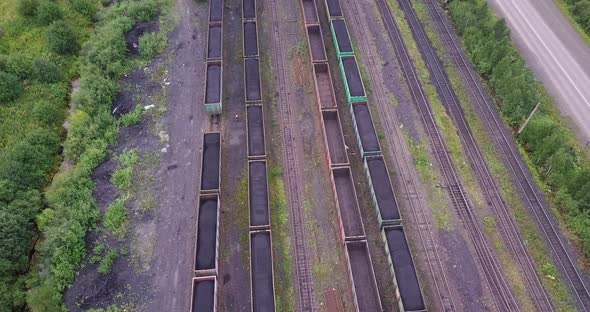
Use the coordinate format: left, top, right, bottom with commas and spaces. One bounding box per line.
139, 32, 167, 60
120, 104, 144, 126
98, 248, 118, 274
104, 199, 128, 239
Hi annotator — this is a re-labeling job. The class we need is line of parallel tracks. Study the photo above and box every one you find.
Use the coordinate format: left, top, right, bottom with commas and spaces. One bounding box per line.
395, 0, 554, 309
343, 0, 456, 310
422, 0, 590, 310
267, 0, 315, 311
373, 0, 520, 310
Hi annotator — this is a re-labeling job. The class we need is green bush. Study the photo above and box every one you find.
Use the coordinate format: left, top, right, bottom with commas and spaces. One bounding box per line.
0, 72, 23, 103
139, 32, 167, 59
70, 0, 98, 20
17, 0, 39, 17
31, 59, 63, 83
120, 104, 144, 126
36, 0, 63, 25
104, 199, 127, 238
46, 21, 78, 55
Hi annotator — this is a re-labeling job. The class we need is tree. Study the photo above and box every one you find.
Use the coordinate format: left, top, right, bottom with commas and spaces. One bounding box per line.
0, 72, 23, 103
46, 21, 78, 55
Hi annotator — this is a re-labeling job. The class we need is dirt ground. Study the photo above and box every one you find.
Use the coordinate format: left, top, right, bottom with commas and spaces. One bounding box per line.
64, 0, 212, 310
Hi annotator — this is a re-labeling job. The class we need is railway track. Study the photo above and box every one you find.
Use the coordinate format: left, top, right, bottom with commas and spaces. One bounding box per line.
422, 0, 590, 310
267, 0, 315, 310
394, 0, 554, 309
342, 0, 455, 310
372, 0, 519, 309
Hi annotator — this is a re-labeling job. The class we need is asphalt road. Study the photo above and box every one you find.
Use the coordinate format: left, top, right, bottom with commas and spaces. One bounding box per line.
487, 0, 590, 144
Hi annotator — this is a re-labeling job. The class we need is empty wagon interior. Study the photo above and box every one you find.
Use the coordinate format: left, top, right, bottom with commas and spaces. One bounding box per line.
345, 241, 382, 311
314, 63, 337, 109
332, 167, 365, 239
322, 110, 348, 165
302, 0, 319, 24
308, 25, 327, 62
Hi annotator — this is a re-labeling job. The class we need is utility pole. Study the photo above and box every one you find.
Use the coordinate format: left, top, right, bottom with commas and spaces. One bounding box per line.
518, 102, 541, 135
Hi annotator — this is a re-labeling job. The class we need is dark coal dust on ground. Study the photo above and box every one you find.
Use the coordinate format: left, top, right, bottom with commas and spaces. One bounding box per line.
64, 0, 211, 310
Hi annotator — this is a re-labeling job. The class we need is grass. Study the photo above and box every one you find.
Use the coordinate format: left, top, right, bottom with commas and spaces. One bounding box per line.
112, 149, 139, 200
132, 151, 160, 211
104, 199, 129, 239
412, 0, 577, 309
403, 130, 452, 230
234, 165, 250, 269
120, 104, 144, 126
268, 163, 294, 312
98, 248, 118, 274
139, 31, 167, 60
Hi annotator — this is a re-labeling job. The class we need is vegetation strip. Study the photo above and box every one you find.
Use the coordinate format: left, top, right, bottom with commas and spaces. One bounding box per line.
0, 0, 169, 310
